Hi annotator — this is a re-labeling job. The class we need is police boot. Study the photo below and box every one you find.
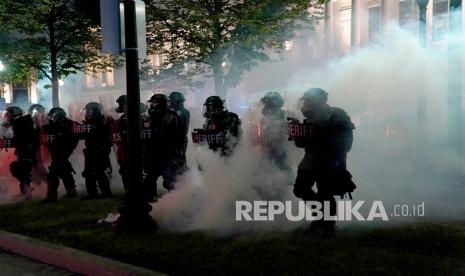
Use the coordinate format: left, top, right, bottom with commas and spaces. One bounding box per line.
19, 182, 32, 199
63, 189, 78, 199
40, 197, 58, 204
62, 178, 77, 199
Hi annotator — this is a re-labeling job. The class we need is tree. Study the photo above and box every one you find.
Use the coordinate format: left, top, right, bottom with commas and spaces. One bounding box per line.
0, 0, 114, 107
145, 0, 324, 98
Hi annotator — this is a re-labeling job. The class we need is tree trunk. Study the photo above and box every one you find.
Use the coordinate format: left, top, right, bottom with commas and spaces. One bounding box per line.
51, 71, 59, 107
49, 9, 60, 107
50, 38, 59, 107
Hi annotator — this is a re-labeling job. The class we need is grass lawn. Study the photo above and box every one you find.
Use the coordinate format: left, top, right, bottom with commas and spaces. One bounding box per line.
0, 197, 464, 275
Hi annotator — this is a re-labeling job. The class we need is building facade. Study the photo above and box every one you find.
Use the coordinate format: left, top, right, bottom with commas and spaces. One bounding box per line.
4, 0, 463, 114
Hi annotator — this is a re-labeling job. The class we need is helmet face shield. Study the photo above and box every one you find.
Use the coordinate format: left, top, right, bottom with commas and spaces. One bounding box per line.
203, 96, 224, 118
203, 103, 221, 118
148, 94, 168, 114
82, 102, 103, 122
31, 110, 48, 127
260, 91, 284, 115
48, 108, 66, 123
115, 95, 127, 113
299, 98, 315, 116
115, 104, 127, 114
3, 106, 23, 126
169, 92, 185, 109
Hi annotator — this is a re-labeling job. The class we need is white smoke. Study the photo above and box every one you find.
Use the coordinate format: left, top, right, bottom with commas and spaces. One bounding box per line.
151, 19, 465, 233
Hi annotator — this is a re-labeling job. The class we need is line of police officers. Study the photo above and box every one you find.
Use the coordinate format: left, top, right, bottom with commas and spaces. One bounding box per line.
1, 88, 355, 235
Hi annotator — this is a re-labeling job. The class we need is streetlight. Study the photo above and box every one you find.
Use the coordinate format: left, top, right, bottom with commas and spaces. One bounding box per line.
0, 60, 4, 71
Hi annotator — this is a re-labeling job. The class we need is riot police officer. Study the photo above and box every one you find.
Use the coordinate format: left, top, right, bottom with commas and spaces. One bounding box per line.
5, 106, 40, 198
259, 91, 292, 177
27, 104, 47, 128
202, 96, 241, 156
292, 88, 355, 236
41, 107, 79, 203
169, 91, 190, 171
27, 104, 48, 187
113, 95, 148, 192
81, 102, 113, 199
114, 95, 129, 191
144, 94, 183, 200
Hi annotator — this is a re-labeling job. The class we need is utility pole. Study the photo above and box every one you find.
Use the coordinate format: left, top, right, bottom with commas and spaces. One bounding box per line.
415, 0, 429, 161
114, 0, 155, 233
351, 0, 360, 50
448, 0, 463, 156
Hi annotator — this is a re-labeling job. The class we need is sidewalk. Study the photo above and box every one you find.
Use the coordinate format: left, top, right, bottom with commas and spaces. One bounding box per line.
0, 249, 72, 275
0, 229, 164, 276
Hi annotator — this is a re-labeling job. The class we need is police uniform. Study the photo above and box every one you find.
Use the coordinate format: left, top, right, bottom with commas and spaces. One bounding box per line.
293, 88, 355, 234
144, 94, 183, 200
10, 114, 40, 197
82, 104, 113, 198
44, 116, 79, 200
203, 110, 241, 156
259, 92, 293, 176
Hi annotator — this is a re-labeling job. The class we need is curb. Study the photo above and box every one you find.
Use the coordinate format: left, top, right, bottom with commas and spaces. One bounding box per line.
0, 229, 164, 276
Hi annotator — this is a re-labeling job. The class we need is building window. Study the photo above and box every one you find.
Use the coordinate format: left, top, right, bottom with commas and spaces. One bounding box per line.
85, 68, 114, 89
433, 0, 449, 41
399, 0, 414, 26
102, 70, 114, 87
368, 6, 382, 42
337, 5, 351, 51
86, 74, 95, 88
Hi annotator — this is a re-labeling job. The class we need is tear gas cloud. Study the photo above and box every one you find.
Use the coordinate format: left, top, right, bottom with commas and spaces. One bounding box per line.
152, 20, 465, 234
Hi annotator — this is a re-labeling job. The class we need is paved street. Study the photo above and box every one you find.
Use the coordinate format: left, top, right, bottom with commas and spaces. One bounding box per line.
0, 250, 74, 276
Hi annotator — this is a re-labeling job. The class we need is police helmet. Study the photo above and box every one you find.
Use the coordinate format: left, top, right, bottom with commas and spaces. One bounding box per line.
6, 106, 23, 119
301, 88, 328, 104
204, 96, 224, 109
148, 94, 168, 108
48, 107, 67, 122
115, 95, 127, 113
260, 91, 284, 108
84, 102, 103, 119
169, 91, 185, 104
27, 104, 46, 115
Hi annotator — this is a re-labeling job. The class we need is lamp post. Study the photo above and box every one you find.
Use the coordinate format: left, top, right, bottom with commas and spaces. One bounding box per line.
114, 0, 156, 233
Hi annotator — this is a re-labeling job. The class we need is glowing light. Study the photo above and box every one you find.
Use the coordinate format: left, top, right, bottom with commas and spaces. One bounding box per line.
0, 60, 4, 71
222, 62, 227, 67
285, 41, 293, 51
3, 83, 10, 103
30, 83, 38, 104
59, 79, 64, 86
